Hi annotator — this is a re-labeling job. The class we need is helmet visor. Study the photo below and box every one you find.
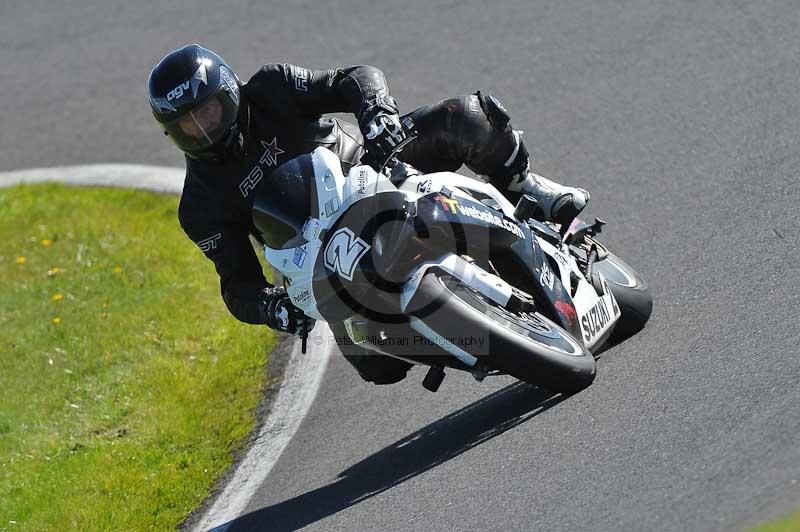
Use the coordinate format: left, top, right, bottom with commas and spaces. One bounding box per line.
162, 94, 238, 156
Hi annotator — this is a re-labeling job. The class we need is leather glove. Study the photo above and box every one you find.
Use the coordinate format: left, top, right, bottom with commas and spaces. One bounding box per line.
359, 95, 407, 167
259, 287, 316, 337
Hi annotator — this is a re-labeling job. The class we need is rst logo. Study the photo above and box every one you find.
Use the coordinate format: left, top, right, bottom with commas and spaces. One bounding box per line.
197, 233, 222, 253
239, 166, 263, 198
294, 67, 309, 92
324, 228, 370, 281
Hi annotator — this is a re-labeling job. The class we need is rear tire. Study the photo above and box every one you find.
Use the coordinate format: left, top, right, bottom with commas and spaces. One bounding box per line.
408, 271, 596, 394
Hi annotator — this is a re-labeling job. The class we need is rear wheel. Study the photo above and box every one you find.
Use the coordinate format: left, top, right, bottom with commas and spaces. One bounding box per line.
408, 270, 596, 394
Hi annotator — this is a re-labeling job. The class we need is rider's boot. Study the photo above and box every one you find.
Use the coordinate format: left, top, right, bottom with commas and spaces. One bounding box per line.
506, 164, 590, 226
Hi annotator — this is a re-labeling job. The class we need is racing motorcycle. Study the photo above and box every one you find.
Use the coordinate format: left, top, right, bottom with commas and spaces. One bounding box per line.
251, 132, 652, 394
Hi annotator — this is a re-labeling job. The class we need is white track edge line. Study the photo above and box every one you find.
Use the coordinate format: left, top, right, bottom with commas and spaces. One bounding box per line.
0, 164, 333, 531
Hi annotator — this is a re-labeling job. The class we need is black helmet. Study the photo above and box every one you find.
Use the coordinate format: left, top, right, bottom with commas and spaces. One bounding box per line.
148, 44, 242, 160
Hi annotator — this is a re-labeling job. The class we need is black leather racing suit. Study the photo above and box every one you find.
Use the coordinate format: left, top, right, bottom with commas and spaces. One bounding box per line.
179, 63, 531, 329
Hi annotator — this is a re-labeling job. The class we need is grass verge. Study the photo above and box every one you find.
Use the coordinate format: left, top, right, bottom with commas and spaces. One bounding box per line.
0, 183, 275, 531
752, 507, 800, 532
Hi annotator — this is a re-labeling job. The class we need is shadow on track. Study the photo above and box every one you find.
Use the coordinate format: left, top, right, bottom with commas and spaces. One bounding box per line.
214, 381, 568, 532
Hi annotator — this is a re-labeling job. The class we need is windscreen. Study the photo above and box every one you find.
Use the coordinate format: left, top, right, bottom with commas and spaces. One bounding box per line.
251, 154, 319, 249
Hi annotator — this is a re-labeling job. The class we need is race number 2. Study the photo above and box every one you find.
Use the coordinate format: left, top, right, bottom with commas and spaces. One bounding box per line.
324, 228, 370, 281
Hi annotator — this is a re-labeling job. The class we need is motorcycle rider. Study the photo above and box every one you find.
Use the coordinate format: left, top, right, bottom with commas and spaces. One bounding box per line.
147, 44, 590, 384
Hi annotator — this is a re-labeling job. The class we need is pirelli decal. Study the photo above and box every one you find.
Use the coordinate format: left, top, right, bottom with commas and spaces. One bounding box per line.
197, 233, 222, 253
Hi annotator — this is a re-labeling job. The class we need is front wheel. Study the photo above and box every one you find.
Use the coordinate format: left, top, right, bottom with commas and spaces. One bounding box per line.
592, 252, 653, 340
407, 271, 596, 394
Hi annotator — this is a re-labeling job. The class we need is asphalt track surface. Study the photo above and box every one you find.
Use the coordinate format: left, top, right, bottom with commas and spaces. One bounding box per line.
3, 1, 799, 531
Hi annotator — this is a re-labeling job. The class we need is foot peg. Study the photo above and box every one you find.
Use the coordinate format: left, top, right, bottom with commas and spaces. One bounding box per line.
422, 366, 446, 392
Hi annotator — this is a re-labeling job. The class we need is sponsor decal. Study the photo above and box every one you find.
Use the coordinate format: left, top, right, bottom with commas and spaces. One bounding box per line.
324, 227, 370, 281
524, 313, 557, 337
554, 251, 570, 270
539, 260, 555, 291
166, 62, 208, 102
292, 287, 312, 306
293, 246, 307, 268
322, 172, 336, 192
402, 267, 426, 302
433, 195, 526, 239
417, 179, 433, 194
302, 218, 322, 241
435, 194, 459, 213
324, 197, 340, 217
197, 232, 222, 253
259, 137, 285, 167
581, 297, 612, 342
401, 268, 427, 304
239, 165, 263, 198
219, 65, 240, 104
554, 299, 577, 326
356, 168, 369, 196
294, 67, 309, 92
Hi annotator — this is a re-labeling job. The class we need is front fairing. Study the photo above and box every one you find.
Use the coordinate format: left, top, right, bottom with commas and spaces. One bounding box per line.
310, 190, 418, 323
508, 230, 583, 340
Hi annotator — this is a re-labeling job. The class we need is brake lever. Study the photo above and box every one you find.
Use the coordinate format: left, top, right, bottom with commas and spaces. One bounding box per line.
372, 130, 419, 174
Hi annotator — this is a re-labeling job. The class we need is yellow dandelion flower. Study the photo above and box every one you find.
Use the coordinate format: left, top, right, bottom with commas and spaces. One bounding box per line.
15, 256, 26, 265
41, 239, 52, 247
51, 293, 64, 302
47, 267, 60, 276
113, 266, 123, 274
52, 317, 62, 325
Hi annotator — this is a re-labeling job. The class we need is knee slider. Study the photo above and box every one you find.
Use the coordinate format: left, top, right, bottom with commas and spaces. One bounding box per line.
505, 131, 530, 175
475, 91, 512, 133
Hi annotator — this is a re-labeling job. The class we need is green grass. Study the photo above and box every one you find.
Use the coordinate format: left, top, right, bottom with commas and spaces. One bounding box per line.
0, 184, 276, 531
752, 508, 800, 532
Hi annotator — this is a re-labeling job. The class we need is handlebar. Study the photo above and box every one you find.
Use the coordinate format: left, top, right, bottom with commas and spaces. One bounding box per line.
369, 117, 420, 175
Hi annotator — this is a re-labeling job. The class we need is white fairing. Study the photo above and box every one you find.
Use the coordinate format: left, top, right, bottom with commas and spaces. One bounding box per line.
537, 239, 621, 349
263, 148, 399, 320
398, 171, 517, 216
398, 253, 513, 312
263, 147, 618, 351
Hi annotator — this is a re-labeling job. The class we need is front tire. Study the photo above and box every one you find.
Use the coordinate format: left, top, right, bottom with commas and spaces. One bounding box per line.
408, 271, 596, 394
592, 252, 653, 340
